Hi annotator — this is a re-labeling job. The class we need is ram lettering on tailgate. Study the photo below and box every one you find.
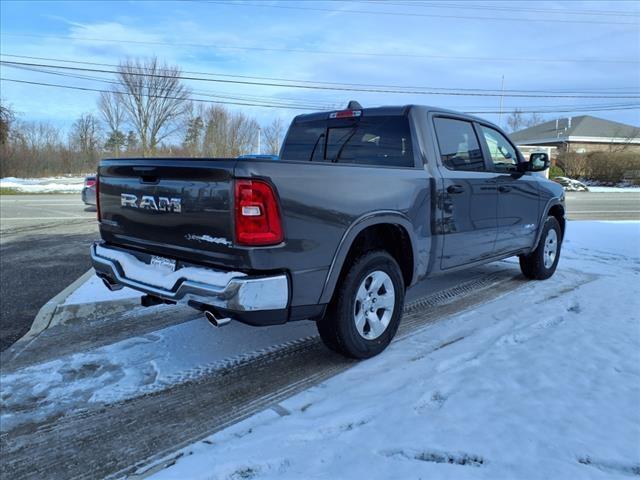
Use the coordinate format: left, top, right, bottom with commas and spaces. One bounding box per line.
120, 193, 182, 213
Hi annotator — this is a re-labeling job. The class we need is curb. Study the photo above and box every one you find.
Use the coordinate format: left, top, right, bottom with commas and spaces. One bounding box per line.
23, 269, 141, 341
24, 268, 96, 341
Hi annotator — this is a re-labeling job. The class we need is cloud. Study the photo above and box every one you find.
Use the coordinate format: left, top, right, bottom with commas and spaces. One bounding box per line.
1, 0, 638, 132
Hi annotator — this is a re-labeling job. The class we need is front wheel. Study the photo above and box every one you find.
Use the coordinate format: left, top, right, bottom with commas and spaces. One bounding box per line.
519, 216, 562, 280
316, 250, 405, 359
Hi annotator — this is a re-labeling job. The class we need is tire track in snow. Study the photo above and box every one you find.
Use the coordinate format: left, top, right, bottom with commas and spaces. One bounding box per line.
1, 271, 535, 480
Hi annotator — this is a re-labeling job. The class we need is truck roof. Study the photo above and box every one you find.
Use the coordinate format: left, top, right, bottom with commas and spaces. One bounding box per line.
292, 104, 494, 128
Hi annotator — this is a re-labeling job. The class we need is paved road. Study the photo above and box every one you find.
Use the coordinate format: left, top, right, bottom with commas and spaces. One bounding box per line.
0, 191, 638, 351
0, 195, 98, 350
565, 191, 640, 220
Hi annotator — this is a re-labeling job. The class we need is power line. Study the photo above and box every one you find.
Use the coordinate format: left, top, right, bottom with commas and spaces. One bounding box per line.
2, 77, 639, 115
3, 53, 638, 94
1, 33, 638, 65
209, 0, 639, 25
358, 1, 640, 17
3, 60, 639, 99
12, 61, 636, 113
0, 77, 320, 110
6, 63, 340, 110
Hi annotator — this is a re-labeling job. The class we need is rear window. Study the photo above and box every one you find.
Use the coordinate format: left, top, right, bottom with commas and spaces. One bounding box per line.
280, 115, 414, 167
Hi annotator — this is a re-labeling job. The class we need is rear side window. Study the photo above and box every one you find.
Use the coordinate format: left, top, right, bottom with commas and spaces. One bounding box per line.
279, 125, 325, 162
280, 115, 414, 167
433, 117, 485, 172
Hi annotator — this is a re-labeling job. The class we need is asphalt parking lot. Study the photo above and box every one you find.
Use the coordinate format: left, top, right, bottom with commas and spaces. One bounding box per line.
0, 191, 638, 351
0, 195, 98, 350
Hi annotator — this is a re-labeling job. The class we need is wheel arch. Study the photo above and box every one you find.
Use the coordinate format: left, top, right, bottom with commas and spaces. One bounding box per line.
532, 200, 566, 250
318, 212, 418, 304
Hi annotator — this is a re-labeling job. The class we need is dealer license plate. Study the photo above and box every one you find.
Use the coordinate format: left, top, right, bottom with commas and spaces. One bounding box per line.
150, 255, 176, 273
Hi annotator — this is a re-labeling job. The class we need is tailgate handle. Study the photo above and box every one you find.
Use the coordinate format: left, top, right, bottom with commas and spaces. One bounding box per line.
133, 167, 159, 184
139, 175, 159, 184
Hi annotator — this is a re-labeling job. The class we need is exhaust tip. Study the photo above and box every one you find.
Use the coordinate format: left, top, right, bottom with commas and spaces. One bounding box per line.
99, 275, 124, 291
204, 310, 232, 328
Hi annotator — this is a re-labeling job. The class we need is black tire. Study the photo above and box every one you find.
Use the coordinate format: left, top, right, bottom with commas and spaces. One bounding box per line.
519, 216, 562, 280
316, 250, 405, 359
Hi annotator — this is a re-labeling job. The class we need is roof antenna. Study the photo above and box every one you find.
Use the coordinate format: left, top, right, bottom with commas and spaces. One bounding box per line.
347, 100, 363, 110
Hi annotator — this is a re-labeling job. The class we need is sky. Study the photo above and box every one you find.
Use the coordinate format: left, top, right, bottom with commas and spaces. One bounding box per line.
1, 0, 639, 137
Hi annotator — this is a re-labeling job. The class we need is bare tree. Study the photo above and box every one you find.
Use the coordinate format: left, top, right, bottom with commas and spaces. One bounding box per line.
525, 112, 545, 128
98, 91, 126, 155
7, 120, 66, 176
115, 57, 191, 156
69, 113, 102, 153
200, 105, 259, 157
608, 126, 640, 152
69, 113, 102, 171
183, 102, 205, 157
0, 100, 15, 145
506, 108, 524, 132
263, 117, 285, 155
228, 111, 258, 157
202, 105, 225, 156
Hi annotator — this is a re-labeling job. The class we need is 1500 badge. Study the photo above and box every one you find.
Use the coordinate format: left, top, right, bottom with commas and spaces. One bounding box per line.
120, 193, 182, 213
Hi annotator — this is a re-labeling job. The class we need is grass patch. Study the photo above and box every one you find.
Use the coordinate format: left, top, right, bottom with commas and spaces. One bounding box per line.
0, 187, 79, 195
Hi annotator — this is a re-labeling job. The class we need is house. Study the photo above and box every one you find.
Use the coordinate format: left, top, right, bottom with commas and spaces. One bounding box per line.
510, 115, 640, 157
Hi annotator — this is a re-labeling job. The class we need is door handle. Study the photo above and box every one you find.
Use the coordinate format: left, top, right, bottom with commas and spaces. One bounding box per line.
498, 185, 512, 193
447, 185, 465, 194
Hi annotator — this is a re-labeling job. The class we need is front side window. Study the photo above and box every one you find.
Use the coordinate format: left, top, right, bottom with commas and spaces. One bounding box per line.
433, 117, 484, 171
479, 125, 519, 173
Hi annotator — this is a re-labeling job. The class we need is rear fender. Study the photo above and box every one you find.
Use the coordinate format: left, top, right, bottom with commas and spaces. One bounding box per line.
318, 211, 418, 304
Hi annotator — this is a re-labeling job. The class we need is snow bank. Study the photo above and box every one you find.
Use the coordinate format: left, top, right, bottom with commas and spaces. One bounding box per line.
63, 274, 141, 306
0, 176, 86, 193
586, 186, 640, 193
152, 221, 640, 480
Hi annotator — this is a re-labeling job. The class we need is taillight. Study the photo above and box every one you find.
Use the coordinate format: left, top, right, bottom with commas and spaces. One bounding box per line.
86, 179, 96, 188
96, 174, 101, 222
234, 179, 283, 246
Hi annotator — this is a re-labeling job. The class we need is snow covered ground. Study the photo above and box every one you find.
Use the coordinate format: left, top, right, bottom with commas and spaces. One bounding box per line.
0, 176, 86, 193
149, 221, 640, 480
63, 274, 141, 305
586, 186, 640, 193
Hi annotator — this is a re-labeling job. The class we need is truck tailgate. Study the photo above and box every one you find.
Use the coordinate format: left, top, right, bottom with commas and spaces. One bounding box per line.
98, 158, 238, 264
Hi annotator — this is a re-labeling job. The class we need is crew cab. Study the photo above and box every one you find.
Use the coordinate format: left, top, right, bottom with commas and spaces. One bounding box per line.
91, 103, 565, 358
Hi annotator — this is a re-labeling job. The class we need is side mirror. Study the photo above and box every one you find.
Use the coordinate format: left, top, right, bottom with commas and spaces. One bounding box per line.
529, 152, 549, 172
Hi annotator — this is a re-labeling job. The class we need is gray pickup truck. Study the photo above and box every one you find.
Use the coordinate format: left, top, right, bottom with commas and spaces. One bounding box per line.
91, 102, 565, 358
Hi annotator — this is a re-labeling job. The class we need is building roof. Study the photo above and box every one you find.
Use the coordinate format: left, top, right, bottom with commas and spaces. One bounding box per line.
510, 115, 640, 145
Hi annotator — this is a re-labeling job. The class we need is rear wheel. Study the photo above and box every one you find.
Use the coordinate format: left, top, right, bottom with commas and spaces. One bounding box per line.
519, 216, 562, 280
317, 250, 405, 359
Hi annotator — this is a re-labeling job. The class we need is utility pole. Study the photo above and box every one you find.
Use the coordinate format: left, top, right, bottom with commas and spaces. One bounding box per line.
498, 75, 505, 127
257, 126, 261, 154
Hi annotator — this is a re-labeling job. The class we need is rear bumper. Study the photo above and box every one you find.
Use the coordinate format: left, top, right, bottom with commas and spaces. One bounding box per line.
90, 242, 289, 314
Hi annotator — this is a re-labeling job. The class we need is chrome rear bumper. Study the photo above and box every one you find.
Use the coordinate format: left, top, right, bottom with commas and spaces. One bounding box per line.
90, 242, 289, 312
